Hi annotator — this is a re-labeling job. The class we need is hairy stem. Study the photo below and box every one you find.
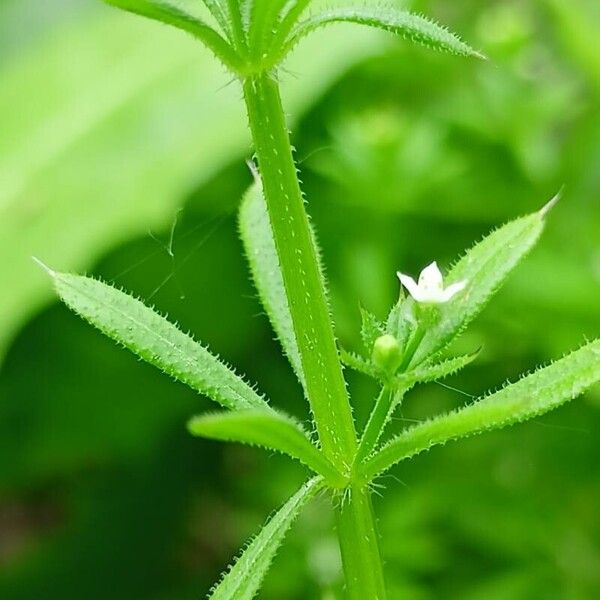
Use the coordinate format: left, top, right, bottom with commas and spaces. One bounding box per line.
242, 73, 356, 468
335, 485, 387, 599
399, 325, 426, 371
355, 384, 402, 465
242, 71, 387, 598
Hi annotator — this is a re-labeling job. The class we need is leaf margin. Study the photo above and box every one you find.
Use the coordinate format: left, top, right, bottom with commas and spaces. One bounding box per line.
359, 339, 600, 481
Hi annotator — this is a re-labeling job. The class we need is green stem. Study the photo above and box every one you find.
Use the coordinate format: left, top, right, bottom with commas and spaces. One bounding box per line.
335, 485, 387, 599
355, 385, 402, 465
399, 325, 426, 371
242, 73, 357, 468
243, 71, 387, 597
400, 305, 440, 371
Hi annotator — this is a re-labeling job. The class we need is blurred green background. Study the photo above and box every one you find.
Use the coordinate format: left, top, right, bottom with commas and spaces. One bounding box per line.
1, 0, 599, 598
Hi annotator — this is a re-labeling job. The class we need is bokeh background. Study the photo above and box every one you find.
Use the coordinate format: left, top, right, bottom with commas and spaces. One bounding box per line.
1, 0, 599, 598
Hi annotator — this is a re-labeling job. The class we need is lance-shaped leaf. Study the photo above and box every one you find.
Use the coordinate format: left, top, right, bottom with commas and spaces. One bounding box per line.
43, 266, 268, 411
103, 0, 242, 72
271, 0, 315, 50
411, 201, 556, 366
209, 477, 323, 600
284, 6, 485, 59
360, 306, 384, 353
340, 347, 379, 379
201, 0, 233, 38
385, 295, 415, 352
224, 0, 246, 48
248, 0, 288, 55
360, 339, 600, 481
188, 409, 346, 486
401, 351, 480, 385
239, 182, 305, 389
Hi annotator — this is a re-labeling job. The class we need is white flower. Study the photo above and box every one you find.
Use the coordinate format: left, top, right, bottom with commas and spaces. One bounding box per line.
397, 261, 467, 304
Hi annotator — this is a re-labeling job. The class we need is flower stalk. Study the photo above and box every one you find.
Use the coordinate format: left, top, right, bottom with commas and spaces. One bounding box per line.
356, 384, 404, 466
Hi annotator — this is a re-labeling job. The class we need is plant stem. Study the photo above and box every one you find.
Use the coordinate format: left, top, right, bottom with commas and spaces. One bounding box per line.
242, 71, 388, 597
399, 325, 426, 371
335, 485, 387, 599
355, 385, 398, 465
242, 73, 356, 468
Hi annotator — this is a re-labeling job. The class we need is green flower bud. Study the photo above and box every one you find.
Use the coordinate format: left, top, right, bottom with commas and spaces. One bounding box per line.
371, 334, 402, 374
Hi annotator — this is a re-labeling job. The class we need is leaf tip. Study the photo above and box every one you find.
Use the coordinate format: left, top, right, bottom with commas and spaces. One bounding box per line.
32, 256, 56, 277
539, 187, 564, 218
186, 415, 203, 436
246, 159, 260, 183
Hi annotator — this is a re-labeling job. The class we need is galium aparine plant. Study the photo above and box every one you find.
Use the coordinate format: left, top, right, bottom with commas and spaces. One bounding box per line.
37, 1, 600, 598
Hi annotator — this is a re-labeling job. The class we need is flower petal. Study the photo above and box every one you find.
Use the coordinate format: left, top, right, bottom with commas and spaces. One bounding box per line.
440, 280, 467, 302
397, 272, 426, 302
418, 261, 444, 289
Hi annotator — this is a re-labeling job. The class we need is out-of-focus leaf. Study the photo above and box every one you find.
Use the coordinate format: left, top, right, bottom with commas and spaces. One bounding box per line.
360, 339, 600, 481
188, 409, 345, 485
101, 0, 241, 71
202, 0, 233, 37
545, 0, 600, 92
209, 477, 324, 600
48, 269, 267, 410
0, 7, 384, 367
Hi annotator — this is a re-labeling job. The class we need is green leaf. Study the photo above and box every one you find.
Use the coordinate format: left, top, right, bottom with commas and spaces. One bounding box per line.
271, 0, 314, 52
248, 0, 288, 56
545, 0, 600, 92
360, 306, 384, 353
285, 6, 485, 59
201, 0, 233, 38
402, 350, 480, 385
225, 0, 247, 52
209, 477, 324, 600
360, 339, 600, 481
188, 409, 346, 486
102, 0, 242, 71
340, 347, 379, 379
239, 181, 305, 389
385, 295, 415, 352
411, 205, 552, 366
0, 6, 385, 368
45, 268, 268, 411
